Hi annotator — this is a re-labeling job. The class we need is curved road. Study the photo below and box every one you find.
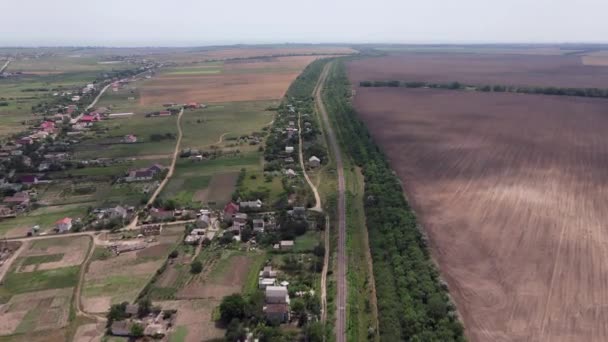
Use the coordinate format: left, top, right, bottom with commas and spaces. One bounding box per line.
315, 62, 347, 342
298, 112, 322, 212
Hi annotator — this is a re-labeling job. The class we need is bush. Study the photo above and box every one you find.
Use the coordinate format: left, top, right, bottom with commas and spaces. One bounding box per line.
190, 261, 203, 274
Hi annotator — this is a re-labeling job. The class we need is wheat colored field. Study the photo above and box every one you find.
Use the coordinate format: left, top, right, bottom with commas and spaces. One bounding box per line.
352, 86, 608, 342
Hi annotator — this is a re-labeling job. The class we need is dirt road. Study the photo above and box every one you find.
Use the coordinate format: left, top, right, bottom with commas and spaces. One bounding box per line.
316, 62, 347, 342
298, 112, 322, 212
74, 235, 106, 321
0, 59, 10, 74
146, 107, 184, 207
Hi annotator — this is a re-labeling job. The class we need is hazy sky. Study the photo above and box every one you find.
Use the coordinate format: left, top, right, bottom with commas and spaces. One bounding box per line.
2, 0, 607, 46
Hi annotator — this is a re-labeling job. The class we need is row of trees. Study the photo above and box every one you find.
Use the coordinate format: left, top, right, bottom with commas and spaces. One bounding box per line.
329, 63, 465, 341
360, 79, 608, 98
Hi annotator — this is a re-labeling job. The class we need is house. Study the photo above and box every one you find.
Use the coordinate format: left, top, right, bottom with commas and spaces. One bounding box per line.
223, 202, 240, 221
309, 156, 321, 167
20, 175, 38, 185
158, 110, 171, 116
285, 169, 297, 177
259, 266, 278, 278
264, 303, 289, 323
253, 219, 265, 233
191, 228, 206, 236
280, 240, 294, 250
259, 277, 276, 289
38, 162, 50, 172
234, 213, 248, 225
80, 113, 100, 123
141, 224, 162, 236
123, 134, 138, 143
292, 206, 306, 219
144, 324, 167, 338
40, 121, 56, 132
108, 205, 128, 219
240, 199, 263, 209
265, 286, 290, 304
285, 146, 294, 154
284, 157, 295, 163
196, 214, 210, 228
150, 208, 174, 221
125, 304, 139, 316
147, 164, 165, 174
184, 235, 200, 245
55, 217, 73, 233
110, 321, 131, 336
126, 169, 154, 182
185, 102, 200, 109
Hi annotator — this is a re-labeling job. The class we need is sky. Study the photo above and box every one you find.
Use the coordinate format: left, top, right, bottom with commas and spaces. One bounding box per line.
2, 0, 608, 47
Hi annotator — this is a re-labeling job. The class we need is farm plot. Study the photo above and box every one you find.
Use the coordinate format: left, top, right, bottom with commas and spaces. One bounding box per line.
139, 55, 328, 105
158, 300, 224, 342
176, 249, 265, 300
0, 288, 73, 336
179, 101, 274, 148
72, 114, 178, 159
82, 228, 182, 313
347, 52, 608, 88
15, 236, 89, 272
352, 87, 608, 342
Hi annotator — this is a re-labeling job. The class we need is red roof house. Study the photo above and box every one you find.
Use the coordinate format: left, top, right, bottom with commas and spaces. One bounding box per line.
223, 202, 240, 221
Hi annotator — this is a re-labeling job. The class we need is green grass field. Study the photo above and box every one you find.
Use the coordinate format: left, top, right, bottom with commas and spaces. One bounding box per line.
179, 101, 275, 148
0, 266, 80, 302
21, 253, 64, 267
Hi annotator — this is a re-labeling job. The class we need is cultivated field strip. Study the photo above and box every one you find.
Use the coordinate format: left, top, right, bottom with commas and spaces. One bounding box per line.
353, 87, 608, 342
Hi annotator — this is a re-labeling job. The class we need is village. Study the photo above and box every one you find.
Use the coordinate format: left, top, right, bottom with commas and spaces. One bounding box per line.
0, 47, 339, 342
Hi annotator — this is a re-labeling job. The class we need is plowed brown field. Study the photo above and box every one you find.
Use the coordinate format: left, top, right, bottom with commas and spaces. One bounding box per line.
348, 53, 608, 88
140, 55, 330, 105
351, 87, 608, 342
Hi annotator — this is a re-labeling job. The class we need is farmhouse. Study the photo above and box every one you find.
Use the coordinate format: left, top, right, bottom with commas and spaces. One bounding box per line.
253, 219, 265, 233
309, 156, 321, 167
108, 205, 128, 220
279, 240, 294, 250
55, 217, 73, 233
285, 146, 294, 154
195, 214, 210, 228
126, 169, 154, 182
80, 113, 100, 123
285, 169, 296, 177
264, 303, 290, 323
265, 285, 290, 304
223, 202, 240, 221
110, 321, 131, 336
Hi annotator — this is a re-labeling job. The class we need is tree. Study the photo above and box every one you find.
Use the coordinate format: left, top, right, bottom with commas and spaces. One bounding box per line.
137, 298, 152, 318
169, 250, 179, 259
291, 298, 307, 325
225, 318, 246, 342
313, 244, 325, 257
304, 322, 324, 342
130, 323, 144, 337
219, 294, 246, 324
106, 302, 128, 325
190, 261, 203, 274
